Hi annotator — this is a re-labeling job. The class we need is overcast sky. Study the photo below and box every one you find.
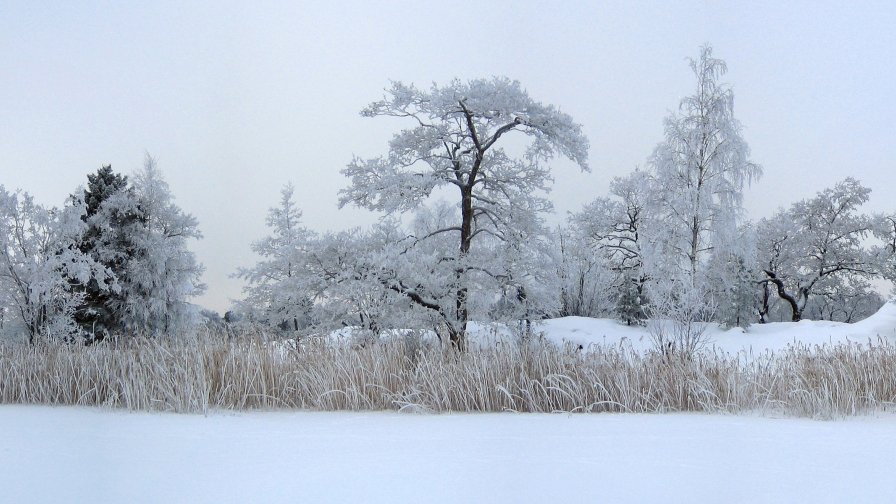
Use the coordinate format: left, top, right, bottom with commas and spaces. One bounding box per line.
2, 1, 894, 313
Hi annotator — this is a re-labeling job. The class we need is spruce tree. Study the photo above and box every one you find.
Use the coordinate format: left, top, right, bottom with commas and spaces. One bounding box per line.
615, 273, 647, 326
718, 254, 756, 328
76, 165, 142, 339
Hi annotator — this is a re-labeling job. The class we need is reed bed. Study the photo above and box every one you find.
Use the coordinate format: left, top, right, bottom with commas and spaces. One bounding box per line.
2, 335, 895, 418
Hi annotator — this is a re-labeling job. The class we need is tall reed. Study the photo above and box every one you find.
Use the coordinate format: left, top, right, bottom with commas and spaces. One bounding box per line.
1, 335, 894, 418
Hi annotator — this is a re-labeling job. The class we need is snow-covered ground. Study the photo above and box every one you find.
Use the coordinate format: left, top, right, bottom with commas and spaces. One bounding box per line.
322, 301, 896, 357
514, 300, 896, 355
303, 301, 896, 360
2, 405, 895, 503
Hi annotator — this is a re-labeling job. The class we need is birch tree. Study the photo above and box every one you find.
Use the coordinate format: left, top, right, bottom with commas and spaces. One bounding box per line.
648, 46, 761, 306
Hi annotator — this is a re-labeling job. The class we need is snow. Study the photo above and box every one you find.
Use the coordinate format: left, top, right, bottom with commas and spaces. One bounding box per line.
304, 301, 896, 359
531, 300, 896, 355
2, 405, 895, 503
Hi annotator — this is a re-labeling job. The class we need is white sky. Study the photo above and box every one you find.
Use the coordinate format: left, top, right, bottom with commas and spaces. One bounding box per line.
2, 1, 894, 313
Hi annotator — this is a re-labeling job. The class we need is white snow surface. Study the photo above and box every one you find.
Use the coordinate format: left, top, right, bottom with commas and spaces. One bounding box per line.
2, 405, 895, 503
501, 300, 896, 355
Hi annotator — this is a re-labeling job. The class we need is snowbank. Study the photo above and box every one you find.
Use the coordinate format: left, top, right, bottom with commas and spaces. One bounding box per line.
531, 300, 896, 355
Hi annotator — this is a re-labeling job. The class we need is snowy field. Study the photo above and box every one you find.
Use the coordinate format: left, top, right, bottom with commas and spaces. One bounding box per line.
2, 405, 896, 503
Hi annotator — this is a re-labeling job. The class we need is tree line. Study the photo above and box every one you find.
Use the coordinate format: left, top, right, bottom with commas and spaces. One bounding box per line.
2, 46, 893, 346
234, 46, 895, 349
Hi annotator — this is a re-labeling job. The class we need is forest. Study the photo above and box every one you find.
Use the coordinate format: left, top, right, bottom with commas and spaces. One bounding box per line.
3, 47, 893, 350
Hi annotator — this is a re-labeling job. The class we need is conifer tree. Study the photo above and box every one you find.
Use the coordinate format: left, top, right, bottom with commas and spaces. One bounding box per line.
76, 165, 139, 339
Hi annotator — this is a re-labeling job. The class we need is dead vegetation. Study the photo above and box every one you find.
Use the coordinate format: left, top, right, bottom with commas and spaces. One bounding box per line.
1, 335, 894, 418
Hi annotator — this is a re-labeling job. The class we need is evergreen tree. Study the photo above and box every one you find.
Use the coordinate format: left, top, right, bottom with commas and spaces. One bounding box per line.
236, 183, 314, 332
615, 272, 647, 326
717, 253, 757, 328
83, 165, 128, 217
76, 157, 204, 338
76, 165, 140, 339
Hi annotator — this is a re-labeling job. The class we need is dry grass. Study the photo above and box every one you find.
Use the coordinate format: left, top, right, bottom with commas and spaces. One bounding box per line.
2, 335, 895, 418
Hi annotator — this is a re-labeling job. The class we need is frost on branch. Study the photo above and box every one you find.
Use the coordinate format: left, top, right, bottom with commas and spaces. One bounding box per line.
758, 178, 881, 322
236, 183, 315, 331
337, 77, 589, 348
79, 156, 205, 339
0, 187, 110, 343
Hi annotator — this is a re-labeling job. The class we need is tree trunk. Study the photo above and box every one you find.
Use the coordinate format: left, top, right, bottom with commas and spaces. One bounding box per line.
446, 320, 467, 351
452, 186, 475, 351
763, 271, 802, 322
758, 282, 770, 324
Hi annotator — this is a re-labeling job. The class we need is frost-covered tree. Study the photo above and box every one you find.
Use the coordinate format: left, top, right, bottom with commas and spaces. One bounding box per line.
803, 276, 884, 323
615, 270, 647, 326
75, 165, 139, 338
236, 183, 313, 332
487, 222, 562, 330
647, 46, 761, 311
549, 226, 615, 318
235, 207, 413, 339
573, 170, 651, 323
83, 165, 128, 217
872, 215, 896, 287
340, 77, 589, 348
713, 247, 759, 328
296, 220, 439, 337
0, 187, 110, 343
123, 154, 205, 335
106, 155, 205, 336
758, 178, 879, 322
